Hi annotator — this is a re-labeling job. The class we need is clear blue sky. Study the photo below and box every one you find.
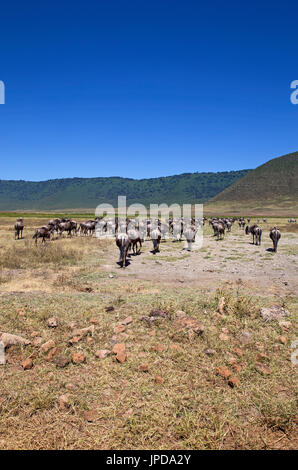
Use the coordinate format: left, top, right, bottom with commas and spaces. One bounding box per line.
0, 0, 297, 181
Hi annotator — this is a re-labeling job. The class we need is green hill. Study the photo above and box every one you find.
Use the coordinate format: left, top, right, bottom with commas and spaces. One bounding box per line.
206, 152, 298, 215
0, 170, 249, 211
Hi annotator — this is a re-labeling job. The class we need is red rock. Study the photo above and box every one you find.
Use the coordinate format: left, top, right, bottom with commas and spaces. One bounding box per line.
256, 353, 270, 362
114, 324, 126, 334
278, 336, 287, 344
216, 366, 232, 380
21, 358, 33, 370
232, 363, 243, 373
84, 410, 95, 422
68, 335, 83, 345
112, 343, 126, 355
72, 352, 86, 364
138, 363, 149, 372
30, 331, 39, 338
116, 351, 127, 363
228, 376, 241, 388
95, 349, 111, 359
155, 375, 164, 384
169, 344, 182, 352
90, 318, 99, 325
153, 344, 165, 353
40, 339, 56, 353
33, 337, 43, 347
46, 347, 58, 361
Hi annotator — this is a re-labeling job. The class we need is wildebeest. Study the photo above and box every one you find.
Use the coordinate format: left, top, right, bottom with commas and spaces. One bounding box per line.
184, 226, 196, 251
245, 224, 262, 245
116, 233, 131, 268
32, 226, 53, 244
58, 220, 76, 237
14, 218, 24, 240
151, 228, 161, 254
127, 229, 143, 255
269, 227, 281, 252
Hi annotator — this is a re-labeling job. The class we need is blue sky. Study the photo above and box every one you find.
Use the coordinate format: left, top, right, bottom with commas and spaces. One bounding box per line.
0, 1, 297, 180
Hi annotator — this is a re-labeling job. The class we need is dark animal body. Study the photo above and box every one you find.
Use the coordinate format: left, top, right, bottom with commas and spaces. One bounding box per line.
116, 233, 131, 268
269, 227, 281, 252
14, 219, 24, 240
245, 224, 262, 245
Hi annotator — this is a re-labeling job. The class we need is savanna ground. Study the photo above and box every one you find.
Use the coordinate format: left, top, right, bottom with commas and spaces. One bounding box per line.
0, 215, 297, 450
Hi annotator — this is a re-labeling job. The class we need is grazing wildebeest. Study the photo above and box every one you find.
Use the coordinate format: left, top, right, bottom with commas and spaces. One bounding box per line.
151, 228, 161, 254
116, 233, 131, 268
245, 224, 262, 245
269, 227, 281, 252
58, 220, 76, 237
32, 226, 53, 244
14, 218, 24, 240
127, 229, 143, 255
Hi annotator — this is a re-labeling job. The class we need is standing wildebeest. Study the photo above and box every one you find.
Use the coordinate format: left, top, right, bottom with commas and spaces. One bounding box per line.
269, 227, 281, 252
245, 224, 262, 245
151, 228, 161, 254
32, 226, 53, 244
14, 218, 24, 240
127, 229, 143, 255
184, 226, 196, 251
116, 233, 131, 268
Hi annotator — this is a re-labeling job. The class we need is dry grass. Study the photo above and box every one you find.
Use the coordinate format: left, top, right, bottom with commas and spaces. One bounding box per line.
0, 217, 297, 450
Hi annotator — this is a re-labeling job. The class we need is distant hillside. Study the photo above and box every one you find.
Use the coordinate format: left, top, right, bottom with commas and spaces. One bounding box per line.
0, 170, 249, 210
206, 152, 298, 216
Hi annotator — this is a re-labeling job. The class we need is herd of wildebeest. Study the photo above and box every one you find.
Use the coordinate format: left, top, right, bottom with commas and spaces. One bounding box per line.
12, 215, 297, 268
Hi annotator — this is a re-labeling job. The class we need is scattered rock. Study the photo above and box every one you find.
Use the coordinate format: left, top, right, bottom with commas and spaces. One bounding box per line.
228, 376, 240, 388
112, 343, 126, 355
216, 366, 232, 380
116, 351, 127, 363
108, 274, 114, 279
232, 363, 243, 373
204, 348, 216, 355
58, 394, 71, 411
169, 344, 182, 352
278, 336, 287, 344
46, 347, 58, 361
239, 331, 251, 345
260, 306, 290, 322
71, 325, 94, 338
155, 375, 164, 384
255, 363, 272, 375
68, 321, 78, 330
121, 316, 133, 325
149, 309, 169, 318
95, 349, 111, 359
256, 353, 270, 362
21, 358, 33, 370
40, 339, 56, 353
219, 333, 229, 341
30, 331, 39, 338
278, 321, 291, 330
0, 332, 31, 348
55, 355, 69, 368
47, 317, 58, 328
84, 410, 95, 422
175, 310, 186, 318
90, 318, 99, 325
105, 306, 115, 312
152, 344, 165, 353
175, 316, 204, 336
114, 324, 126, 334
138, 363, 149, 372
72, 352, 86, 364
65, 383, 76, 390
33, 337, 43, 347
68, 335, 83, 345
